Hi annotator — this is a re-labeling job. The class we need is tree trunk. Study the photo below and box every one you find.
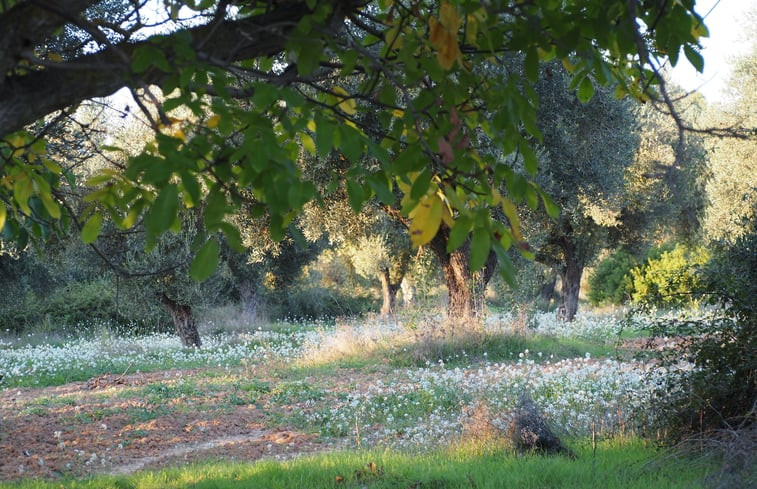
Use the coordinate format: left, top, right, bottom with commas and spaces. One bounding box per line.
557, 246, 582, 322
429, 230, 497, 320
159, 293, 202, 347
539, 273, 557, 305
378, 267, 402, 317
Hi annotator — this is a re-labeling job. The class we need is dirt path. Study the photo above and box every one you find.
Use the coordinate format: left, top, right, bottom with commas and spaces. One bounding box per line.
0, 367, 335, 480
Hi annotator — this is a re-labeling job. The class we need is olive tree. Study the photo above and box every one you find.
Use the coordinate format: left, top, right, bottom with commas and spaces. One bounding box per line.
0, 0, 713, 321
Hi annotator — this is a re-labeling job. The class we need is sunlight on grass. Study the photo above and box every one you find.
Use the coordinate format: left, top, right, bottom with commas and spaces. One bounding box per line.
0, 438, 708, 489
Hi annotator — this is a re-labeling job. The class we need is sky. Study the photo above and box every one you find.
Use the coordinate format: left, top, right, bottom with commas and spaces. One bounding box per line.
669, 0, 756, 102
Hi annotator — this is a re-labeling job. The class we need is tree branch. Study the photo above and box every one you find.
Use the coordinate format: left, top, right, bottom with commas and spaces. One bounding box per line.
0, 0, 359, 136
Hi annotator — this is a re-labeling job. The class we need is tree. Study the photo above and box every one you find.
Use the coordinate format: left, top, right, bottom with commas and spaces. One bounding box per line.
0, 0, 713, 320
525, 63, 639, 322
702, 43, 757, 243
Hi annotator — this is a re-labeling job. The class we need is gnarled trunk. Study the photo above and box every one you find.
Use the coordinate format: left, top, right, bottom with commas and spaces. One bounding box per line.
159, 293, 202, 347
378, 267, 402, 317
557, 245, 582, 322
429, 230, 497, 320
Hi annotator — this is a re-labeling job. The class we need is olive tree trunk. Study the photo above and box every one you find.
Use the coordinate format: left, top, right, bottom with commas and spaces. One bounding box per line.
159, 293, 202, 347
557, 244, 582, 322
429, 230, 497, 320
378, 267, 402, 317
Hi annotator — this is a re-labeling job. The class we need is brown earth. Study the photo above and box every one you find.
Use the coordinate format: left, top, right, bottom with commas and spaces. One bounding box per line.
0, 367, 339, 481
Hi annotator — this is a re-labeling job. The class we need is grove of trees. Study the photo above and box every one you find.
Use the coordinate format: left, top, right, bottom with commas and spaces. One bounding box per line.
1, 1, 716, 320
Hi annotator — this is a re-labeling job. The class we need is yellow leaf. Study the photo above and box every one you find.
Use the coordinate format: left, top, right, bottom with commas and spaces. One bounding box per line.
396, 172, 418, 195
491, 188, 502, 206
409, 194, 443, 247
207, 114, 221, 128
307, 119, 316, 132
561, 58, 575, 73
465, 14, 479, 46
437, 32, 461, 70
439, 1, 461, 32
172, 129, 187, 141
122, 208, 140, 229
501, 198, 523, 242
385, 25, 404, 50
48, 52, 63, 62
0, 204, 6, 231
429, 17, 445, 46
301, 133, 316, 155
332, 86, 356, 115
441, 203, 454, 227
691, 21, 709, 41
8, 134, 26, 158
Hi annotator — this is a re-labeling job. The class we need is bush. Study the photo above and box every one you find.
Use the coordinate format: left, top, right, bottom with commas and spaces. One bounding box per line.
588, 248, 637, 306
642, 229, 756, 441
630, 243, 709, 307
264, 285, 375, 321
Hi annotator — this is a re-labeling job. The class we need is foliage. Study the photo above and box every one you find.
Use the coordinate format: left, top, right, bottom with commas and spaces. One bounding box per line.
588, 249, 637, 306
622, 97, 709, 247
520, 61, 640, 321
0, 0, 712, 283
702, 41, 757, 243
639, 217, 756, 442
629, 243, 709, 307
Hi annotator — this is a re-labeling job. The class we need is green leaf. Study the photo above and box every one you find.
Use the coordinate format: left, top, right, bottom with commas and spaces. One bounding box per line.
81, 213, 102, 244
40, 191, 61, 219
447, 215, 472, 253
144, 184, 179, 235
683, 45, 704, 73
366, 173, 395, 205
189, 237, 220, 281
494, 244, 517, 288
469, 226, 491, 272
577, 76, 595, 103
315, 116, 335, 158
521, 143, 538, 175
13, 174, 33, 215
217, 222, 244, 252
410, 170, 433, 200
131, 45, 170, 73
524, 46, 539, 83
346, 179, 366, 213
540, 190, 560, 218
204, 188, 231, 227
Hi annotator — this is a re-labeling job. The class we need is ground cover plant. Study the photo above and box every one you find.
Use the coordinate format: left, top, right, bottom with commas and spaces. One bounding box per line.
0, 311, 711, 486
0, 439, 710, 489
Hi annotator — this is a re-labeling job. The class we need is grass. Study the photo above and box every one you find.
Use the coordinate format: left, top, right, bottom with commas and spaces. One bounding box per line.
2, 311, 710, 486
0, 438, 708, 489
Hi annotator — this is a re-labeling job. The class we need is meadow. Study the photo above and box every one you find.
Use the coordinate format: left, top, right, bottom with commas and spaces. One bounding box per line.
0, 310, 712, 488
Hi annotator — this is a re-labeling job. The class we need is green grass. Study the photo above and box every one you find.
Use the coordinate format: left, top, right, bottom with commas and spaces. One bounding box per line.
0, 439, 708, 489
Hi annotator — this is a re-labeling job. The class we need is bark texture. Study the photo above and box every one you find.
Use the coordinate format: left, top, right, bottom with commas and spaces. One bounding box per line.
429, 229, 497, 320
159, 293, 202, 348
378, 267, 402, 317
557, 239, 582, 322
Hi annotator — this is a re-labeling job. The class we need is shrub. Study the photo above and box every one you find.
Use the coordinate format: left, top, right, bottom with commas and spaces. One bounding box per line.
642, 228, 756, 442
630, 243, 709, 307
264, 285, 374, 321
588, 248, 637, 306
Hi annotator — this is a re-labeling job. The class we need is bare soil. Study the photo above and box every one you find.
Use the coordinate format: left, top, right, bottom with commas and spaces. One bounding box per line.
0, 367, 334, 481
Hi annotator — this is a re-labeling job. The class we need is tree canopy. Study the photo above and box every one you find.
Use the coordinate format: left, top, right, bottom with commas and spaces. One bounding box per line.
0, 0, 711, 285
